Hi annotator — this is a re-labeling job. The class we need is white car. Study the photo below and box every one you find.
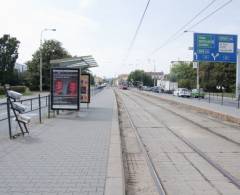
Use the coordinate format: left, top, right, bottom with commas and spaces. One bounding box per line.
173, 88, 191, 97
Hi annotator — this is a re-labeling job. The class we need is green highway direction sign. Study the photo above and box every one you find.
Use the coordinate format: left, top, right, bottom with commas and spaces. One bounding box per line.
193, 33, 238, 63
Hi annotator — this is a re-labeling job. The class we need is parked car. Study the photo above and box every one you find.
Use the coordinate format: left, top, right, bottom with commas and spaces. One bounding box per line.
173, 89, 179, 96
173, 88, 191, 97
142, 86, 152, 91
151, 86, 161, 93
191, 89, 205, 98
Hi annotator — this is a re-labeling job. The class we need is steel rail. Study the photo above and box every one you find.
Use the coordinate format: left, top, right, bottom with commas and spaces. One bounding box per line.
133, 91, 240, 147
116, 90, 167, 195
122, 90, 240, 190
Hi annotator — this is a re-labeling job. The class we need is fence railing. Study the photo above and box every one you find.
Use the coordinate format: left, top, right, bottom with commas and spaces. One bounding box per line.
0, 86, 105, 132
205, 92, 240, 109
142, 88, 240, 109
0, 95, 49, 123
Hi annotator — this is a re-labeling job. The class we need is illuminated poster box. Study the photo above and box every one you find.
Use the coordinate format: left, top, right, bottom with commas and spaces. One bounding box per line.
80, 74, 90, 103
51, 68, 80, 110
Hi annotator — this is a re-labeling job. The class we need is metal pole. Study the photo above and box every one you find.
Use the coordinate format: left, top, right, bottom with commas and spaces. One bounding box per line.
221, 89, 224, 105
30, 99, 33, 111
236, 50, 240, 98
79, 68, 81, 111
48, 95, 50, 118
38, 94, 42, 123
6, 98, 12, 139
40, 31, 43, 92
154, 60, 156, 87
197, 62, 200, 91
238, 94, 240, 109
40, 28, 56, 92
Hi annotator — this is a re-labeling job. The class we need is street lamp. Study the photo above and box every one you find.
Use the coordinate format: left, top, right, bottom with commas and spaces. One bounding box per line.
39, 28, 56, 92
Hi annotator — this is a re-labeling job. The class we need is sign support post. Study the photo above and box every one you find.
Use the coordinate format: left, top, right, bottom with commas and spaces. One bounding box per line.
197, 61, 200, 100
197, 62, 200, 90
193, 61, 200, 92
236, 50, 240, 98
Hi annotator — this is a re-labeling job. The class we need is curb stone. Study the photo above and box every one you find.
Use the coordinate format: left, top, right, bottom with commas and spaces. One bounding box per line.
104, 90, 125, 195
139, 90, 240, 125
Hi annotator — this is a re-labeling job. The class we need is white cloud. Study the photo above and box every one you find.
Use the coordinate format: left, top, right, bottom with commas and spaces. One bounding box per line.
0, 0, 98, 62
78, 0, 94, 9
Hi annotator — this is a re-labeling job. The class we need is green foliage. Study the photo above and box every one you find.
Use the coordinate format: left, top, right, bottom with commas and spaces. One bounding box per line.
0, 34, 20, 85
128, 70, 153, 86
0, 85, 27, 95
0, 86, 4, 95
199, 62, 235, 92
27, 40, 71, 90
169, 61, 236, 92
169, 62, 196, 89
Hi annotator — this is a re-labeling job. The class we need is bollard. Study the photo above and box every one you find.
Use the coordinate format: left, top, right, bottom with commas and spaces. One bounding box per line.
208, 92, 210, 103
38, 94, 42, 123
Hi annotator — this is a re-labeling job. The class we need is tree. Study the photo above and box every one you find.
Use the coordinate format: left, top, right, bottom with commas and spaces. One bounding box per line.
169, 62, 196, 89
200, 62, 235, 92
27, 40, 71, 90
128, 70, 153, 86
0, 34, 20, 85
169, 61, 236, 92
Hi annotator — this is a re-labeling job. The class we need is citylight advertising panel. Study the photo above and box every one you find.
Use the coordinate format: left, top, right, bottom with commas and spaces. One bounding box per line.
80, 74, 90, 103
51, 68, 80, 110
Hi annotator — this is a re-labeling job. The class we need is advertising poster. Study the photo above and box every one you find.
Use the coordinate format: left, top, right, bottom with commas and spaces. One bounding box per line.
51, 68, 80, 110
80, 74, 90, 103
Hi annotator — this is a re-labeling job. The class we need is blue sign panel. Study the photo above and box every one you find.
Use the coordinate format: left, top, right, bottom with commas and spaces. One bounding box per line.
193, 33, 238, 63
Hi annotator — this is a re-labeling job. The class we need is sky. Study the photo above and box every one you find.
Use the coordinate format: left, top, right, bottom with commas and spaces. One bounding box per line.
0, 0, 240, 78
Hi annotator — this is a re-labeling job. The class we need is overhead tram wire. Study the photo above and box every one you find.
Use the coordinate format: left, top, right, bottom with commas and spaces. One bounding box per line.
185, 0, 233, 31
150, 0, 218, 56
150, 0, 233, 56
123, 0, 151, 64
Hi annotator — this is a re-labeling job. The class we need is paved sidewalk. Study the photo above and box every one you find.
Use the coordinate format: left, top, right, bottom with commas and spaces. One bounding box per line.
135, 89, 240, 124
0, 88, 124, 195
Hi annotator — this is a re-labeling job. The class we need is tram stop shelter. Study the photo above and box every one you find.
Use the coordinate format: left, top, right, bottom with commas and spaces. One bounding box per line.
50, 55, 98, 70
50, 55, 98, 111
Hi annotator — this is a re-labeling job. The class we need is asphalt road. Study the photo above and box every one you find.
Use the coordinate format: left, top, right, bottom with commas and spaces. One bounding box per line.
144, 90, 240, 109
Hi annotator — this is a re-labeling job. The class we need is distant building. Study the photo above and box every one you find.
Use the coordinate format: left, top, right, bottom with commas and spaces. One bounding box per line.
117, 74, 128, 82
113, 74, 129, 86
94, 76, 103, 85
146, 71, 164, 80
15, 63, 27, 72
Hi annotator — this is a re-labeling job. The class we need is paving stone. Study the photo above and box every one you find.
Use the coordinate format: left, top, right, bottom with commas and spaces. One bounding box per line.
0, 89, 115, 195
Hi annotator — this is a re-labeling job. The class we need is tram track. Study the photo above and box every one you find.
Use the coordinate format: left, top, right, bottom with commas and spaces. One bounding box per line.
116, 91, 166, 195
131, 90, 240, 147
117, 89, 240, 193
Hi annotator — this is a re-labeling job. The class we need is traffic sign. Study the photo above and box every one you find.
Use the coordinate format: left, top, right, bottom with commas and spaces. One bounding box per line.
193, 33, 238, 63
193, 61, 198, 69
